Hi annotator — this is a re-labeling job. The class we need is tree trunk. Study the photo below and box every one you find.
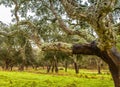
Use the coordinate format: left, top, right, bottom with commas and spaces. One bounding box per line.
54, 56, 58, 73
5, 64, 9, 70
18, 60, 25, 71
97, 65, 101, 74
72, 55, 79, 74
19, 47, 26, 71
51, 61, 55, 73
25, 65, 28, 70
5, 61, 9, 70
34, 65, 38, 70
100, 50, 120, 87
10, 65, 13, 71
65, 60, 68, 72
55, 60, 58, 73
2, 66, 4, 70
72, 41, 120, 87
47, 65, 51, 73
43, 41, 120, 87
96, 59, 102, 74
109, 66, 120, 87
18, 64, 24, 71
32, 65, 35, 69
73, 61, 79, 74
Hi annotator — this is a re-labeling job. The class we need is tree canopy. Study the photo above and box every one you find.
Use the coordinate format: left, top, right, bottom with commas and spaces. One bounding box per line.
0, 0, 120, 87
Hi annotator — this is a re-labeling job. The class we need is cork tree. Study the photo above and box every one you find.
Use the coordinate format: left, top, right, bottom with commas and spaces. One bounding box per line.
0, 0, 120, 87
42, 0, 120, 87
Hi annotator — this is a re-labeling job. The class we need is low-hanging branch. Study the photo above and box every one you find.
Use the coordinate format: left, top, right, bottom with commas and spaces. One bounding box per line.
41, 40, 119, 67
42, 42, 72, 54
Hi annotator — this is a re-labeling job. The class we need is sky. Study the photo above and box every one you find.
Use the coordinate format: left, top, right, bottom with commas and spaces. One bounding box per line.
0, 0, 88, 24
0, 5, 12, 24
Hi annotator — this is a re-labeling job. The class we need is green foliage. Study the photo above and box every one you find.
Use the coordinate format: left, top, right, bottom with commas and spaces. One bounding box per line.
0, 1, 120, 86
116, 35, 120, 50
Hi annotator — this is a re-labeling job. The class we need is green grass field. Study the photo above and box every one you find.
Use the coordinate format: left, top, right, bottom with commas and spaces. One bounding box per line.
0, 69, 114, 87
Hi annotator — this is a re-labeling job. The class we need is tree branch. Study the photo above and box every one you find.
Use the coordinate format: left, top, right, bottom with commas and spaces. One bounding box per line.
0, 30, 18, 37
113, 23, 120, 35
12, 0, 20, 23
0, 30, 28, 37
18, 21, 36, 29
49, 0, 91, 42
18, 21, 42, 48
60, 0, 87, 21
42, 41, 119, 67
60, 0, 117, 50
42, 42, 72, 54
114, 22, 120, 29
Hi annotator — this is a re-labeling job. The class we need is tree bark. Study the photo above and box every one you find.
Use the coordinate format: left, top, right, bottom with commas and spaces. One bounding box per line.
5, 63, 9, 70
44, 0, 118, 86
55, 62, 58, 73
18, 64, 24, 71
96, 59, 102, 74
72, 55, 79, 74
109, 65, 119, 87
51, 61, 55, 73
10, 65, 13, 71
4, 60, 10, 70
51, 56, 59, 73
54, 58, 58, 73
65, 60, 68, 72
73, 61, 79, 74
72, 41, 120, 87
47, 65, 51, 73
97, 64, 101, 74
42, 41, 120, 87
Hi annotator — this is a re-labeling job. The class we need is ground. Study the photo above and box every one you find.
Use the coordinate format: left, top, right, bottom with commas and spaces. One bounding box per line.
0, 69, 114, 87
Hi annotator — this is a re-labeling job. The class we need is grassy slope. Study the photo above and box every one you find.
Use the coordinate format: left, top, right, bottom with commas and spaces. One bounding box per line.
0, 69, 114, 87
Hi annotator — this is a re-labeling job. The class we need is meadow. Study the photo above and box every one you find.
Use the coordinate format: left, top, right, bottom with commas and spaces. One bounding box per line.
0, 69, 114, 87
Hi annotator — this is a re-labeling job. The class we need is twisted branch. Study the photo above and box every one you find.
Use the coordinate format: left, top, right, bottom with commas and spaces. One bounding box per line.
18, 20, 42, 48
12, 0, 20, 24
49, 0, 91, 42
60, 0, 87, 21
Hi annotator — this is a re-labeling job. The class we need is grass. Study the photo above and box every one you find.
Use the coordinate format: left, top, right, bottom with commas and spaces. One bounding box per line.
0, 69, 114, 87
